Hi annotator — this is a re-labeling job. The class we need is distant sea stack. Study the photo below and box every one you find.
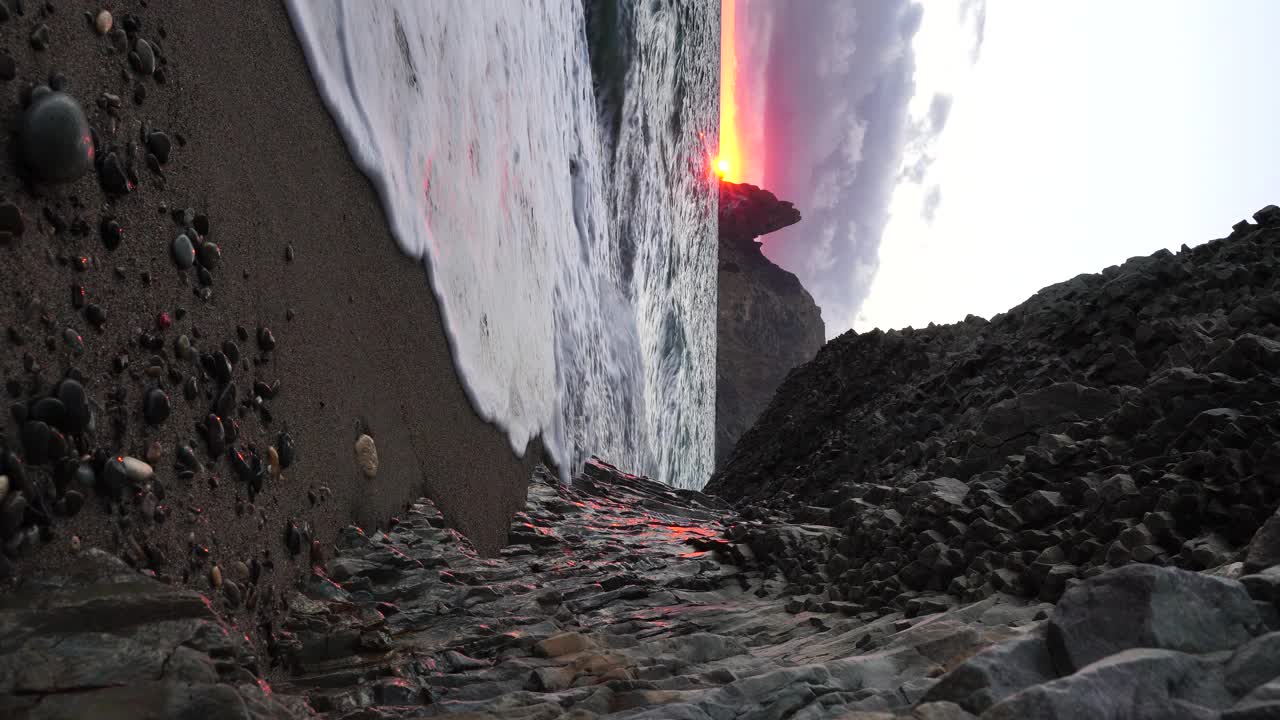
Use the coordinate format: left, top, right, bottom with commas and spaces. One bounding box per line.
716, 180, 825, 468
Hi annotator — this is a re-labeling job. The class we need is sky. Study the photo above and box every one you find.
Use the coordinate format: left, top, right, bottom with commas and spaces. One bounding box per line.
726, 0, 1280, 338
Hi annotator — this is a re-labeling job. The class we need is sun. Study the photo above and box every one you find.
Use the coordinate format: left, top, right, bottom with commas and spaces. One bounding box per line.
716, 157, 731, 177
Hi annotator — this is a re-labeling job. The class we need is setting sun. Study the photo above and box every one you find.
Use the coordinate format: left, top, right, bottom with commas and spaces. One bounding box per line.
718, 0, 742, 182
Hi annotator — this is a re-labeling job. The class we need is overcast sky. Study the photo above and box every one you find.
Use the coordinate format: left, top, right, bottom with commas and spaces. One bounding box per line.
733, 1, 1280, 337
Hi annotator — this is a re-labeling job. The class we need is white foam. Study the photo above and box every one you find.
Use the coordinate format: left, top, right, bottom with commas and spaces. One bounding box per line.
285, 0, 715, 487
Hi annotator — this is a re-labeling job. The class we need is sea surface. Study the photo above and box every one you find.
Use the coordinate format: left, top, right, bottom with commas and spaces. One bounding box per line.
285, 1, 720, 489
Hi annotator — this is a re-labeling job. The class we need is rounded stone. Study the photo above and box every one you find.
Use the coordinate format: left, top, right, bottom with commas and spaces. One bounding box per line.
21, 421, 51, 465
0, 474, 8, 502
102, 457, 128, 495
56, 379, 90, 433
85, 303, 106, 327
197, 241, 221, 269
21, 91, 93, 183
355, 434, 378, 479
100, 219, 123, 250
142, 387, 170, 424
31, 397, 67, 428
61, 489, 84, 516
171, 234, 194, 269
257, 326, 276, 352
131, 38, 155, 75
277, 431, 295, 468
74, 462, 95, 489
63, 328, 84, 354
146, 131, 171, 164
95, 10, 112, 35
122, 456, 153, 483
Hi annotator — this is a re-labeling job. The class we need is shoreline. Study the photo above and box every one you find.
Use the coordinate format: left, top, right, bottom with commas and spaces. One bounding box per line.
0, 0, 543, 643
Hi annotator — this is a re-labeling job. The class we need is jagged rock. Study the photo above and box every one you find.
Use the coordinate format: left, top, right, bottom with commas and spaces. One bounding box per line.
716, 180, 823, 468
920, 630, 1057, 713
983, 648, 1233, 719
1246, 508, 1280, 573
1048, 564, 1261, 673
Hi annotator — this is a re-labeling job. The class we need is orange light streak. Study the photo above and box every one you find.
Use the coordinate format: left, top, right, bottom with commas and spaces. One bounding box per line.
717, 0, 742, 182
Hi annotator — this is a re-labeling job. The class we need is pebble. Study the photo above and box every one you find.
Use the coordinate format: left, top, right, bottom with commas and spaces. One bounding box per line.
21, 421, 51, 465
223, 340, 240, 364
0, 493, 26, 538
102, 456, 128, 496
277, 431, 295, 468
22, 92, 93, 183
171, 234, 194, 269
143, 388, 171, 425
57, 379, 90, 433
100, 219, 123, 250
96, 10, 112, 35
223, 580, 242, 608
197, 242, 221, 270
257, 327, 276, 352
99, 152, 132, 194
32, 397, 67, 428
285, 244, 295, 262
0, 201, 25, 237
30, 25, 50, 52
69, 534, 81, 551
285, 521, 302, 555
203, 414, 226, 457
355, 434, 379, 479
230, 560, 250, 583
0, 475, 7, 502
61, 490, 84, 516
122, 456, 154, 483
183, 376, 198, 401
146, 441, 162, 465
146, 131, 171, 164
193, 214, 210, 237
210, 564, 222, 588
131, 38, 156, 76
74, 463, 95, 489
62, 327, 84, 354
157, 312, 172, 330
268, 446, 281, 481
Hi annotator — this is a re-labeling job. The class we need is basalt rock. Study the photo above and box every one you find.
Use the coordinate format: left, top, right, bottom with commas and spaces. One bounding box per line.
716, 180, 823, 468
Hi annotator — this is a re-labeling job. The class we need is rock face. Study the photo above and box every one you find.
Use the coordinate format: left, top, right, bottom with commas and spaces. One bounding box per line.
706, 205, 1280, 618
717, 180, 824, 467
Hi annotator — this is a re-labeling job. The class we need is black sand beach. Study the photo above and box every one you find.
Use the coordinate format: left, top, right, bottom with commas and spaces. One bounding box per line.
0, 0, 543, 645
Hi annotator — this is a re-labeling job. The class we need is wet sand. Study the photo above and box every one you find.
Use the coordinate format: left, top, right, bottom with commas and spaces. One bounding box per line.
0, 0, 543, 646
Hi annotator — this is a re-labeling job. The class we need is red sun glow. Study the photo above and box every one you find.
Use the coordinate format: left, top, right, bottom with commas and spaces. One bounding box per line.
716, 0, 742, 182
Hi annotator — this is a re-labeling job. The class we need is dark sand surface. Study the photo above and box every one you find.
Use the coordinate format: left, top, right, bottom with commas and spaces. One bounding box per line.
0, 0, 543, 649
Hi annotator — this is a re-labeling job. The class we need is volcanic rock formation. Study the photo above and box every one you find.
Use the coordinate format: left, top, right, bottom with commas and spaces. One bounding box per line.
716, 181, 824, 467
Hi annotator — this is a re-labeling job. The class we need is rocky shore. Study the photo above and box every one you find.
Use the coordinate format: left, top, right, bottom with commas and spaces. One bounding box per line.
0, 0, 542, 669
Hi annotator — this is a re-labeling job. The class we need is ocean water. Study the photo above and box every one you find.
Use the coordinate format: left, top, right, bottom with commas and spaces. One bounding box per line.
285, 1, 719, 489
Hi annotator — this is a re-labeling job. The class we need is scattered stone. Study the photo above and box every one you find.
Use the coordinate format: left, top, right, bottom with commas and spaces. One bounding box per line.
21, 92, 93, 183
29, 24, 50, 51
98, 151, 131, 194
277, 431, 295, 468
197, 240, 220, 269
62, 327, 84, 354
142, 387, 170, 424
257, 326, 275, 352
171, 234, 194, 269
210, 564, 222, 588
96, 9, 112, 35
100, 218, 123, 250
355, 434, 378, 478
122, 456, 154, 484
146, 131, 171, 163
130, 38, 155, 75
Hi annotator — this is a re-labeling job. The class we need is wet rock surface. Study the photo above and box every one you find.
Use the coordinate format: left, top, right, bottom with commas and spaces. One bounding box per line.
7, 457, 1280, 718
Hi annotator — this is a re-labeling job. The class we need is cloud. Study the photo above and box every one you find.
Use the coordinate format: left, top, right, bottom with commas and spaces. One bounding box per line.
928, 93, 954, 133
959, 0, 988, 63
921, 185, 943, 224
739, 0, 927, 336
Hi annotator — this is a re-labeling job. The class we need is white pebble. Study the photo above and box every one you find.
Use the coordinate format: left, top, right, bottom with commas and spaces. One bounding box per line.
0, 474, 8, 502
95, 10, 112, 35
355, 434, 379, 478
122, 456, 153, 483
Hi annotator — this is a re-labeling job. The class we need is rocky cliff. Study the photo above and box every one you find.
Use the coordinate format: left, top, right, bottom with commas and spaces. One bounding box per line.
12, 208, 1280, 719
716, 181, 825, 468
